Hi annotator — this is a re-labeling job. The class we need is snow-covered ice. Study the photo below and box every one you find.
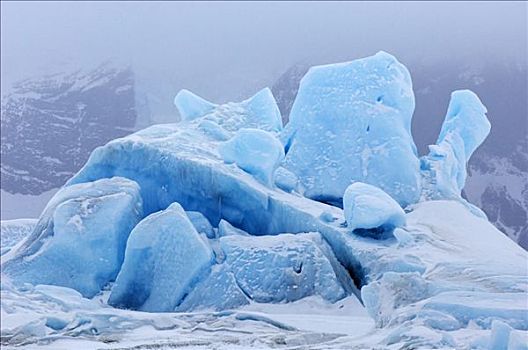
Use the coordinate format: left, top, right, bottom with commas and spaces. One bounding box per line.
2, 200, 525, 349
343, 182, 406, 235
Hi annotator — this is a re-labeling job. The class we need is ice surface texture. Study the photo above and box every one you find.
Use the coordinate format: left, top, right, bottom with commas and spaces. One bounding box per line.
2, 177, 143, 297
179, 232, 352, 311
281, 51, 421, 207
186, 210, 215, 238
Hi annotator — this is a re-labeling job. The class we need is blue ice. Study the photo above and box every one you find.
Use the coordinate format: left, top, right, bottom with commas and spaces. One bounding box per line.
220, 128, 285, 187
2, 177, 143, 297
109, 202, 214, 312
175, 88, 282, 132
421, 90, 490, 199
280, 51, 421, 207
179, 233, 352, 311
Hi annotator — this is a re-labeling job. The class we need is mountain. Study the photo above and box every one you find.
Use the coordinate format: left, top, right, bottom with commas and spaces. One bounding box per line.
464, 143, 528, 249
272, 59, 528, 249
1, 63, 137, 195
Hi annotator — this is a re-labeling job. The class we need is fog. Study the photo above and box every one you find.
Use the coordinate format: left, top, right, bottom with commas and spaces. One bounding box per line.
2, 1, 526, 103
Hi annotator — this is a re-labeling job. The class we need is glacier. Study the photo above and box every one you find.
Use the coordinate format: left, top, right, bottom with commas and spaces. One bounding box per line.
1, 51, 527, 350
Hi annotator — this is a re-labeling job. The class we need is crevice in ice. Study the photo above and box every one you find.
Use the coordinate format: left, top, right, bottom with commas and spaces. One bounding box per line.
310, 195, 343, 209
353, 226, 395, 240
293, 261, 303, 274
345, 262, 365, 292
283, 130, 296, 155
232, 272, 253, 301
174, 263, 214, 310
313, 233, 366, 299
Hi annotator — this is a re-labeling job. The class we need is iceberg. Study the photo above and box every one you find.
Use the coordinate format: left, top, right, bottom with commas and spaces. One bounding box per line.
64, 122, 347, 239
343, 182, 406, 236
2, 177, 143, 297
421, 90, 491, 199
1, 51, 523, 350
108, 202, 214, 312
280, 51, 421, 207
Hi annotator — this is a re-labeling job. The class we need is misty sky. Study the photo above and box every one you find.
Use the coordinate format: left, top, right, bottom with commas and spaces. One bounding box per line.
2, 1, 526, 104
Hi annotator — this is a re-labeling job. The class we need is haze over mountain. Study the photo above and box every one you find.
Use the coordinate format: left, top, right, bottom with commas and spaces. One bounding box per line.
2, 2, 525, 111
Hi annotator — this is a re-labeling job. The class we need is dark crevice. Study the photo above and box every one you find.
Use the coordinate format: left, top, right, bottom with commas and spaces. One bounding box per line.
293, 261, 303, 274
317, 233, 367, 303
353, 225, 395, 240
345, 262, 366, 293
310, 195, 343, 209
233, 273, 253, 301
283, 131, 296, 155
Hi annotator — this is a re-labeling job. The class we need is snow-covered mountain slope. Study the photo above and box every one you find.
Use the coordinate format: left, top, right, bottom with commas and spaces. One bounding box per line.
0, 63, 137, 195
1, 52, 527, 349
464, 145, 528, 249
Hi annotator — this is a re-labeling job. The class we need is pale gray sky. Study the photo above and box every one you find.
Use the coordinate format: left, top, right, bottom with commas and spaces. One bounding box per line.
2, 1, 526, 102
